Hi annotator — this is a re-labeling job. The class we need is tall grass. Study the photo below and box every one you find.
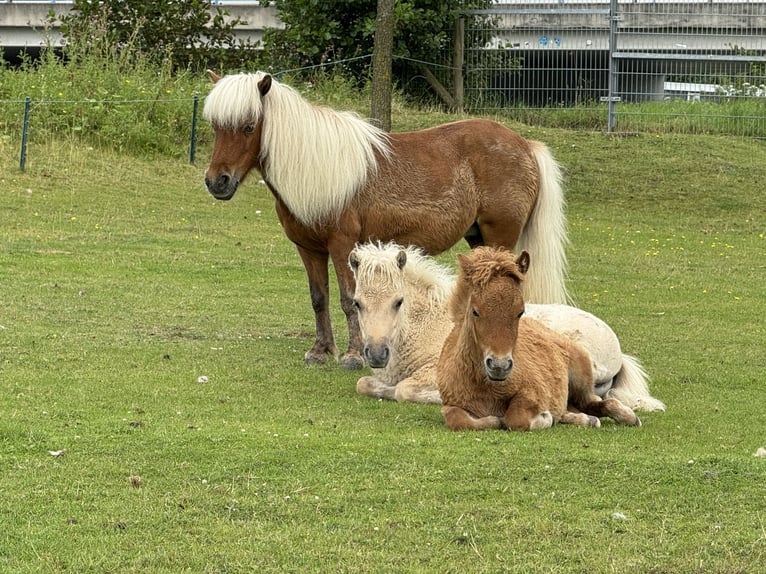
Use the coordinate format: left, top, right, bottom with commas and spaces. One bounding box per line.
0, 47, 212, 158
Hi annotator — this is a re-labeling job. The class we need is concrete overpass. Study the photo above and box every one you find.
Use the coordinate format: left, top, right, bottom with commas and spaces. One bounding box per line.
0, 1, 280, 60
461, 1, 766, 105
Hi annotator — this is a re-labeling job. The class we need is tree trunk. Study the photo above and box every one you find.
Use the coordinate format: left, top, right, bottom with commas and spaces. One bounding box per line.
370, 0, 395, 132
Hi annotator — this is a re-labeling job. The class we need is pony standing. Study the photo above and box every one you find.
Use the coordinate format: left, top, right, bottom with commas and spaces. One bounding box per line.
349, 241, 665, 411
203, 72, 568, 370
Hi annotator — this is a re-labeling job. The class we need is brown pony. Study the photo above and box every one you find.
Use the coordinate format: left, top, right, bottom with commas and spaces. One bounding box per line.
203, 71, 568, 370
438, 246, 642, 431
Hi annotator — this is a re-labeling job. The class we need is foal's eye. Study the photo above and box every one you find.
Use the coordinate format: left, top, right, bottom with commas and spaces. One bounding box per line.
517, 310, 525, 319
352, 299, 362, 311
243, 124, 255, 135
393, 298, 404, 311
471, 308, 480, 318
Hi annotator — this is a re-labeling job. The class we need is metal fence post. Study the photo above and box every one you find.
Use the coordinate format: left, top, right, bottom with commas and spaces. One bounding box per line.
606, 0, 621, 132
189, 94, 199, 165
19, 96, 31, 171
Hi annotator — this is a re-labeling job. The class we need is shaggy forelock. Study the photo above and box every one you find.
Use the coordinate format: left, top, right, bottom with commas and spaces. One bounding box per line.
351, 242, 454, 304
460, 246, 525, 288
202, 72, 268, 128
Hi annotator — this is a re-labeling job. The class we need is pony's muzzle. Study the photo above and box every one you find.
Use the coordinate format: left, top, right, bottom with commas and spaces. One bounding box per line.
205, 172, 239, 200
363, 342, 390, 368
484, 354, 513, 382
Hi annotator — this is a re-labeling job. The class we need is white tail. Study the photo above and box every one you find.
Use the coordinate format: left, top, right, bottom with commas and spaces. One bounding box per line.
517, 141, 569, 304
607, 354, 666, 412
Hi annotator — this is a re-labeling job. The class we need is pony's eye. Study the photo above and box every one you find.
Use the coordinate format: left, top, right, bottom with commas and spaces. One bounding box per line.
243, 124, 255, 135
471, 308, 480, 318
352, 299, 362, 310
517, 310, 525, 319
393, 298, 404, 311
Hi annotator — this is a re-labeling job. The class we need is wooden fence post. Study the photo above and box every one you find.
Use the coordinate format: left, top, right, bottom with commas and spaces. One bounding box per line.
453, 17, 464, 113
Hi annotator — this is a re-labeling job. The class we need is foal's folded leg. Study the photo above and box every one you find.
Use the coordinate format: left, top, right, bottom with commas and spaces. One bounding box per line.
394, 373, 441, 404
583, 397, 642, 427
441, 405, 504, 431
503, 397, 554, 431
560, 408, 601, 427
356, 375, 397, 400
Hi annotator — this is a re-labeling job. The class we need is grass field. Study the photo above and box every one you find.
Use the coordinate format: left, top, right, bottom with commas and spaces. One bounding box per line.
1, 116, 765, 573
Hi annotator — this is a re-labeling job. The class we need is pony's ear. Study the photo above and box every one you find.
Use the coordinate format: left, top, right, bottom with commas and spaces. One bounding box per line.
258, 74, 272, 97
396, 249, 407, 270
515, 251, 530, 276
348, 250, 360, 273
207, 69, 221, 83
456, 253, 472, 278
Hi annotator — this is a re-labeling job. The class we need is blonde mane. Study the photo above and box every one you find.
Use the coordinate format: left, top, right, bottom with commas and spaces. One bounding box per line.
203, 72, 391, 225
351, 242, 454, 307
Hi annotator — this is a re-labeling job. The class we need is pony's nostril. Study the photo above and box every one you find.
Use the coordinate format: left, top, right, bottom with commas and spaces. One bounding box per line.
486, 355, 512, 378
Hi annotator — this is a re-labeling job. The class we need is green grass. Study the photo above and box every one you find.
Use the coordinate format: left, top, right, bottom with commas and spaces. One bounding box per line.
1, 116, 766, 572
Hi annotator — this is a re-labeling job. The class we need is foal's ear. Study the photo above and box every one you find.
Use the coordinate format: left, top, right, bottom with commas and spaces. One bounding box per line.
396, 249, 407, 270
348, 250, 360, 273
207, 69, 222, 83
258, 74, 272, 97
515, 251, 530, 276
456, 253, 470, 274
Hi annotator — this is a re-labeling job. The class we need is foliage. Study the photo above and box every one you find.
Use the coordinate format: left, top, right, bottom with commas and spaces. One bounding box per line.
260, 0, 492, 80
0, 48, 211, 158
56, 0, 259, 72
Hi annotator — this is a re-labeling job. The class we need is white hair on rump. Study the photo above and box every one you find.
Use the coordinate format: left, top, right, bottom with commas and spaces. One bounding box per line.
203, 72, 391, 225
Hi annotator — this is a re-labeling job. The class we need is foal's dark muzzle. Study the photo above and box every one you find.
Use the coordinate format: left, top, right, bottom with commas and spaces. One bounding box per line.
485, 355, 513, 382
363, 342, 390, 369
205, 172, 240, 200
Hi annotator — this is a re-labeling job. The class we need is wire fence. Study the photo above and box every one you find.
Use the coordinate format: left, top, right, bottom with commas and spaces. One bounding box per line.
5, 0, 766, 174
418, 0, 766, 138
0, 94, 207, 171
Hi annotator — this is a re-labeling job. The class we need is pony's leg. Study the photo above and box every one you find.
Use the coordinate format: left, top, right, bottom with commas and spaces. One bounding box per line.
441, 405, 504, 431
560, 409, 601, 428
294, 246, 337, 365
607, 354, 666, 412
328, 242, 365, 370
356, 376, 397, 400
394, 374, 441, 404
582, 397, 642, 427
566, 344, 641, 427
503, 398, 554, 431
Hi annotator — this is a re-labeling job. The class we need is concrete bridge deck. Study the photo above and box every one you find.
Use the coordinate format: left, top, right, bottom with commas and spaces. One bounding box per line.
0, 1, 280, 57
3, 1, 765, 55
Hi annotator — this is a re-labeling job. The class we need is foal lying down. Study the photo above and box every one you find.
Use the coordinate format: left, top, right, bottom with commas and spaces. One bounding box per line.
348, 241, 664, 411
437, 247, 641, 431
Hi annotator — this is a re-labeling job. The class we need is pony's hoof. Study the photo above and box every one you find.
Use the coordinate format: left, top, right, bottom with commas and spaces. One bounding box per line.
340, 352, 365, 371
529, 411, 554, 430
304, 351, 329, 366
